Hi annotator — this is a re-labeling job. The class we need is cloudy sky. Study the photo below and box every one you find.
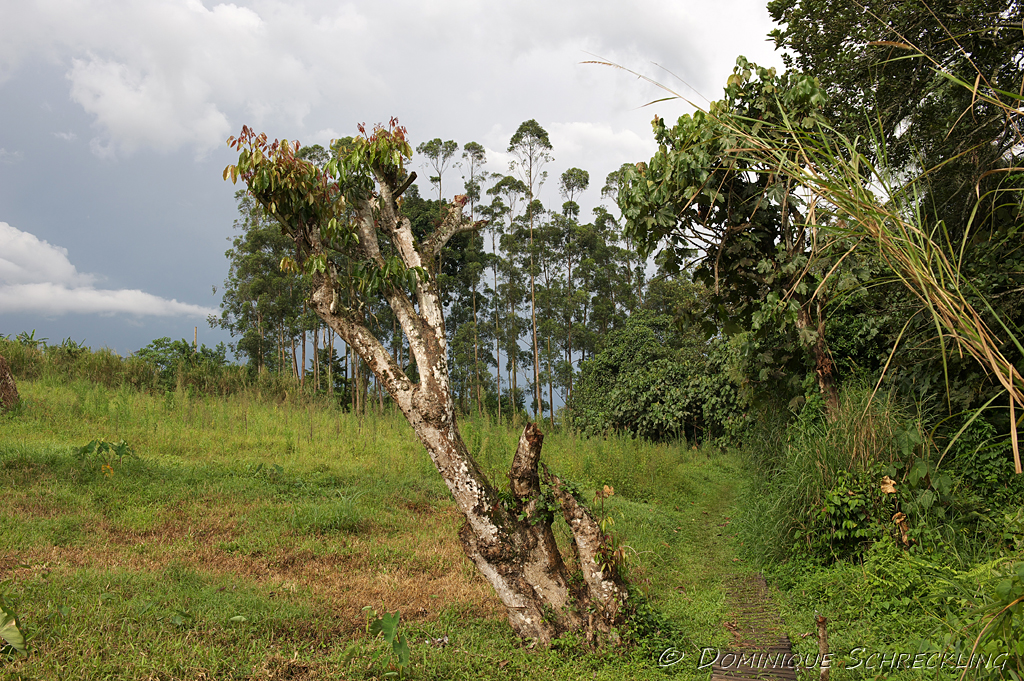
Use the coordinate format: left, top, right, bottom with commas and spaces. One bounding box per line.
0, 0, 785, 358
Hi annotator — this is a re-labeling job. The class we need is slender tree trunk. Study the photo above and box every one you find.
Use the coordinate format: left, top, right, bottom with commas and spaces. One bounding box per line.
349, 344, 356, 414
301, 328, 307, 390
547, 336, 555, 430
567, 259, 574, 405
356, 358, 362, 415
530, 228, 541, 422
361, 359, 369, 415
291, 336, 299, 381
511, 342, 518, 408
796, 301, 839, 414
258, 311, 265, 374
328, 329, 334, 396
473, 289, 483, 417
493, 231, 502, 425
313, 324, 320, 391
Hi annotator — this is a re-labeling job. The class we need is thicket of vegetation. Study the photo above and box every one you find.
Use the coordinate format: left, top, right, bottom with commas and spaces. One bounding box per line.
614, 0, 1024, 675
0, 332, 289, 399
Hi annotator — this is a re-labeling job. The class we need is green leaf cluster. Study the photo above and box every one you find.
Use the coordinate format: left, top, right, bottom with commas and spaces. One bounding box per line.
366, 609, 411, 677
135, 337, 228, 391
0, 585, 26, 658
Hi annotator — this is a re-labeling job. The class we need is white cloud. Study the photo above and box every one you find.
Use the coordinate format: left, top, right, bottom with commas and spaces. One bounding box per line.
53, 131, 78, 141
0, 283, 215, 317
309, 128, 340, 145
0, 222, 215, 317
48, 0, 374, 158
0, 148, 23, 164
0, 222, 94, 286
68, 52, 231, 157
548, 121, 656, 173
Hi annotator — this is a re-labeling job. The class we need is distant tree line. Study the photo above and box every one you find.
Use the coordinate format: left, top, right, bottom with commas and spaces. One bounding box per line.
211, 122, 698, 432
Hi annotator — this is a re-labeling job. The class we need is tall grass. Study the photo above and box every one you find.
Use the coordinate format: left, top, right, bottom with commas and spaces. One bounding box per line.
739, 381, 920, 562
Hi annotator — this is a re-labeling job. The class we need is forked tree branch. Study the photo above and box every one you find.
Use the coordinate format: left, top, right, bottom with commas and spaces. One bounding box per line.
424, 196, 487, 260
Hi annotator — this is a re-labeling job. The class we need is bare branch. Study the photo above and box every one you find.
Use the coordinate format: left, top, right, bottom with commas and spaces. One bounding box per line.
424, 195, 486, 259
394, 170, 417, 199
309, 274, 413, 408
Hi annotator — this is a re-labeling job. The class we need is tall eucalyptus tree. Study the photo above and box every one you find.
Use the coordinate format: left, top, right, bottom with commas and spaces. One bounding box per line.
508, 120, 553, 422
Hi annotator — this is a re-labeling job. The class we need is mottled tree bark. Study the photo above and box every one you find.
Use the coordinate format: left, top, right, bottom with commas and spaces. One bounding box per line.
298, 178, 627, 643
0, 356, 19, 412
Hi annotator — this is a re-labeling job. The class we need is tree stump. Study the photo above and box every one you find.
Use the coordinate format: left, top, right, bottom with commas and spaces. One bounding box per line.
0, 355, 19, 411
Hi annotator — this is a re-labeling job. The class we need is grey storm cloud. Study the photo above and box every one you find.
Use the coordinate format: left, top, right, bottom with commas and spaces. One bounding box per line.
1, 0, 782, 159
0, 0, 783, 352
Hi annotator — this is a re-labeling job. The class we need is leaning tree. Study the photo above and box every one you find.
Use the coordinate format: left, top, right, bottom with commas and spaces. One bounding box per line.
225, 120, 626, 643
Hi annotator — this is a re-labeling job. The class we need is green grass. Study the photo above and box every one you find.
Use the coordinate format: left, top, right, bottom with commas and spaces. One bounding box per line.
0, 379, 753, 679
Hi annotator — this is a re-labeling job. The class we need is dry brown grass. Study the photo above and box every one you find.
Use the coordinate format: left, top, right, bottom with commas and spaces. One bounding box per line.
1, 500, 502, 638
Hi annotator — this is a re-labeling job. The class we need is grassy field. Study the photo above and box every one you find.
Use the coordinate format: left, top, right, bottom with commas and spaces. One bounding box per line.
0, 378, 754, 680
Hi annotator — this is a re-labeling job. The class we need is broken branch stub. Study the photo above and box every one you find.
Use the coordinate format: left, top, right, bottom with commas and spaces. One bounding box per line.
0, 356, 19, 412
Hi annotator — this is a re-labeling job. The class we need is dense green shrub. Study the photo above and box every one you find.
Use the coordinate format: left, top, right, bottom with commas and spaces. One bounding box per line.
947, 418, 1024, 505
570, 312, 746, 443
741, 379, 1024, 569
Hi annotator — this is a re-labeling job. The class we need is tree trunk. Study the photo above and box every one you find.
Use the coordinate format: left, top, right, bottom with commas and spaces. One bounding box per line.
0, 356, 19, 412
291, 336, 299, 381
304, 203, 628, 644
547, 336, 555, 430
318, 263, 629, 641
530, 241, 542, 423
258, 311, 265, 374
493, 234, 502, 425
349, 344, 356, 414
473, 290, 483, 417
567, 259, 574, 407
796, 301, 839, 414
313, 324, 320, 391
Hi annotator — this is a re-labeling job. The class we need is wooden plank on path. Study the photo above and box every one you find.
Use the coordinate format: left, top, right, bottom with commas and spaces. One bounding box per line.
711, 574, 800, 681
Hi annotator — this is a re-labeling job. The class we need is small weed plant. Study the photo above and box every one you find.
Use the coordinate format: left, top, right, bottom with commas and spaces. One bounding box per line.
0, 582, 27, 658
593, 485, 627, 578
363, 607, 411, 678
75, 438, 134, 477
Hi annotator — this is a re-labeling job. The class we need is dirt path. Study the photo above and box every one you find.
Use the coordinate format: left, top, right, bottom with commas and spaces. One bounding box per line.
711, 573, 798, 681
